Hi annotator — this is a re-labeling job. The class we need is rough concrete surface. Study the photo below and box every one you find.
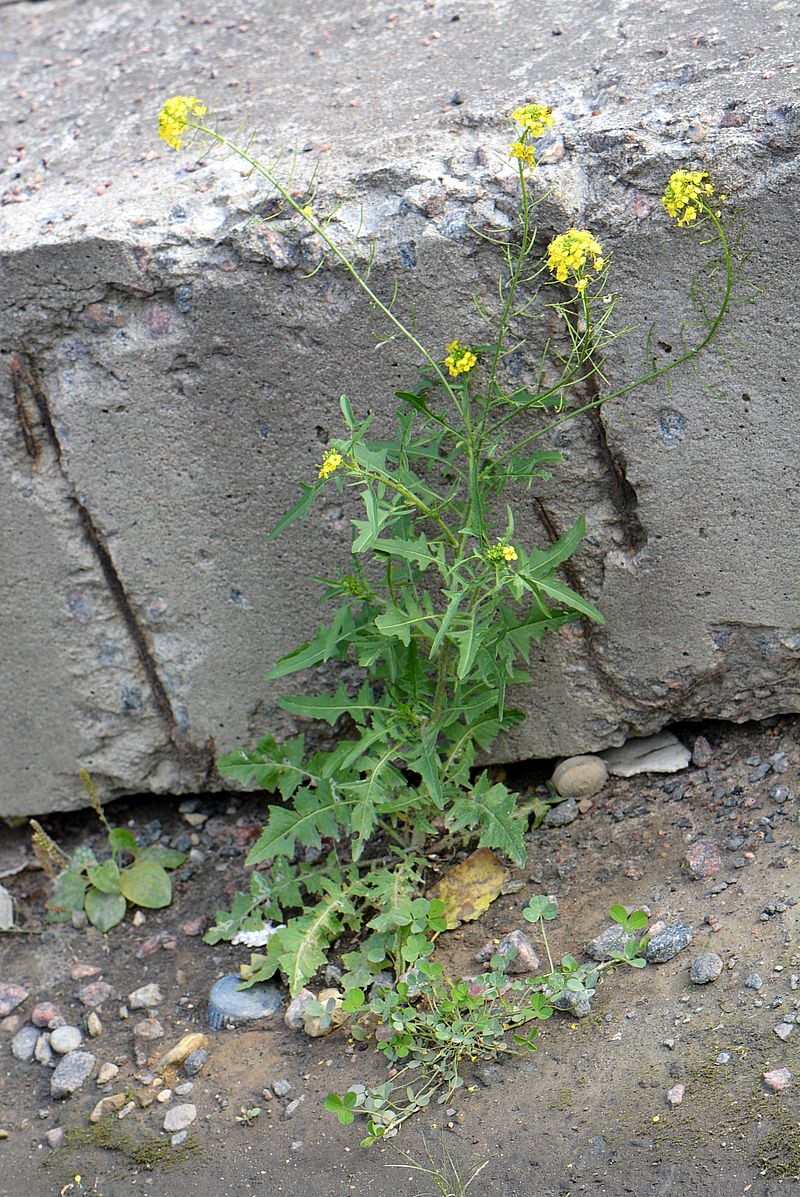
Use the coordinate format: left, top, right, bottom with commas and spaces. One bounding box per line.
0, 0, 798, 813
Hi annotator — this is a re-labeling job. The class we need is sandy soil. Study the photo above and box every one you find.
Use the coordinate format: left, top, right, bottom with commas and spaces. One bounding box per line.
0, 716, 797, 1197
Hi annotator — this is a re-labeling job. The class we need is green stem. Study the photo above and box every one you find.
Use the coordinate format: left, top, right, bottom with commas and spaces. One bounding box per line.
196, 124, 465, 416
498, 203, 733, 462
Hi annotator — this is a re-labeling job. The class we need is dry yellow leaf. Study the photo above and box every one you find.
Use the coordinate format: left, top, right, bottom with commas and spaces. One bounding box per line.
427, 847, 508, 930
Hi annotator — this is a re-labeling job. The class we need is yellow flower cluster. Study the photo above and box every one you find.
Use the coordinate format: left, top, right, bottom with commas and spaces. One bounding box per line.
662, 169, 715, 225
546, 229, 605, 285
511, 104, 555, 138
318, 450, 343, 479
158, 95, 207, 151
444, 339, 477, 378
509, 139, 537, 168
487, 541, 518, 564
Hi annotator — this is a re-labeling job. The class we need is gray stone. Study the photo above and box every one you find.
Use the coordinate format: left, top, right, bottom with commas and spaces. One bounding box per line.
645, 924, 693, 964
96, 1061, 119, 1085
0, 984, 28, 1018
128, 983, 163, 1010
11, 1024, 39, 1062
744, 972, 763, 990
601, 733, 691, 778
45, 1127, 65, 1149
171, 1130, 189, 1148
49, 1025, 83, 1054
585, 924, 637, 963
284, 988, 315, 1032
34, 1033, 54, 1067
175, 1081, 194, 1096
551, 755, 608, 798
133, 1018, 164, 1040
1, 0, 798, 817
691, 735, 714, 768
51, 1051, 96, 1098
163, 1104, 196, 1133
543, 798, 580, 828
773, 1022, 794, 1042
207, 974, 282, 1029
284, 1096, 304, 1119
689, 952, 724, 984
0, 885, 13, 931
272, 1078, 292, 1098
183, 1049, 208, 1076
475, 929, 540, 974
550, 990, 592, 1018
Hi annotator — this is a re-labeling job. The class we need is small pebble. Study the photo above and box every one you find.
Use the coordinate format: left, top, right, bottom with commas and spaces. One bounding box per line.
744, 972, 763, 990
45, 1127, 65, 1149
183, 1048, 208, 1076
11, 1024, 39, 1062
284, 988, 315, 1032
716, 1052, 732, 1065
685, 839, 722, 880
171, 1130, 188, 1148
163, 1104, 197, 1133
118, 1100, 136, 1119
646, 924, 693, 964
475, 928, 540, 973
551, 755, 608, 798
157, 1089, 172, 1103
77, 981, 114, 1009
272, 1078, 292, 1098
51, 1051, 96, 1098
132, 911, 146, 927
31, 1003, 61, 1028
90, 1093, 127, 1122
689, 953, 724, 985
0, 983, 29, 1018
128, 983, 163, 1010
667, 1083, 685, 1107
543, 798, 579, 828
763, 1067, 793, 1093
175, 1082, 194, 1096
284, 1096, 304, 1119
50, 1026, 82, 1054
97, 1062, 119, 1085
691, 735, 713, 767
70, 964, 102, 981
133, 1018, 165, 1041
87, 1012, 102, 1038
35, 1034, 54, 1066
773, 1023, 794, 1042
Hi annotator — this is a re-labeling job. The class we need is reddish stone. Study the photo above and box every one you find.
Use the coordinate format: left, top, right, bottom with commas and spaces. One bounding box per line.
685, 839, 722, 879
763, 1067, 793, 1093
0, 982, 28, 1017
181, 917, 205, 937
70, 964, 102, 981
136, 932, 170, 959
31, 1002, 61, 1027
77, 981, 114, 1009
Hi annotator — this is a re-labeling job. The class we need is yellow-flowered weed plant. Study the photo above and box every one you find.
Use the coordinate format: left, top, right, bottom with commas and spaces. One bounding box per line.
157, 96, 737, 1142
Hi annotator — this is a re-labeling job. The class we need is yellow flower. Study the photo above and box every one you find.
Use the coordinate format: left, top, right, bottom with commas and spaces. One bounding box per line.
546, 228, 606, 286
511, 103, 555, 138
510, 139, 536, 168
301, 204, 315, 218
444, 339, 477, 378
158, 95, 208, 151
574, 278, 588, 294
487, 541, 518, 564
318, 450, 343, 479
662, 168, 715, 225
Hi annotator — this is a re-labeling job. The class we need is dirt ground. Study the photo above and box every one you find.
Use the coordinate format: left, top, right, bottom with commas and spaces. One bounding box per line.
0, 716, 798, 1197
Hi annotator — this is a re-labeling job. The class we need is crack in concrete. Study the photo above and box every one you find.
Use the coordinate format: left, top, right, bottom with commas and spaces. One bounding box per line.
9, 350, 216, 783
583, 375, 648, 554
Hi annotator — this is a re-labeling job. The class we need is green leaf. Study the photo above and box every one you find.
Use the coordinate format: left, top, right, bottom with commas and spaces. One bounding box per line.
374, 604, 429, 646
246, 781, 345, 865
627, 910, 649, 930
533, 575, 605, 623
453, 609, 481, 680
446, 774, 526, 866
108, 828, 139, 858
525, 517, 586, 578
87, 859, 121, 895
84, 887, 127, 933
371, 535, 445, 575
119, 861, 173, 909
429, 586, 464, 657
524, 895, 559, 922
267, 607, 354, 680
266, 482, 322, 542
137, 844, 187, 869
279, 680, 379, 727
47, 869, 89, 918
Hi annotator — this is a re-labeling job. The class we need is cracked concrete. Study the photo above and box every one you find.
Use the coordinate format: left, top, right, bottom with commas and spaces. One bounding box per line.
1, 0, 799, 814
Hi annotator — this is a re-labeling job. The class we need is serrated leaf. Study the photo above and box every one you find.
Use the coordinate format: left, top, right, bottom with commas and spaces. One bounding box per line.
87, 859, 121, 895
371, 534, 444, 574
525, 517, 586, 578
119, 861, 173, 909
84, 887, 127, 933
246, 781, 345, 865
374, 604, 430, 646
532, 575, 605, 623
273, 888, 359, 995
446, 774, 526, 866
279, 680, 379, 727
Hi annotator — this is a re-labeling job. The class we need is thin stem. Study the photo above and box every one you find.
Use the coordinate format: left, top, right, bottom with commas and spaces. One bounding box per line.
195, 124, 465, 417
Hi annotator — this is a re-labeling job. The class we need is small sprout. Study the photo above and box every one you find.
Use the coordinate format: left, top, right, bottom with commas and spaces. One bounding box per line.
235, 1105, 263, 1125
